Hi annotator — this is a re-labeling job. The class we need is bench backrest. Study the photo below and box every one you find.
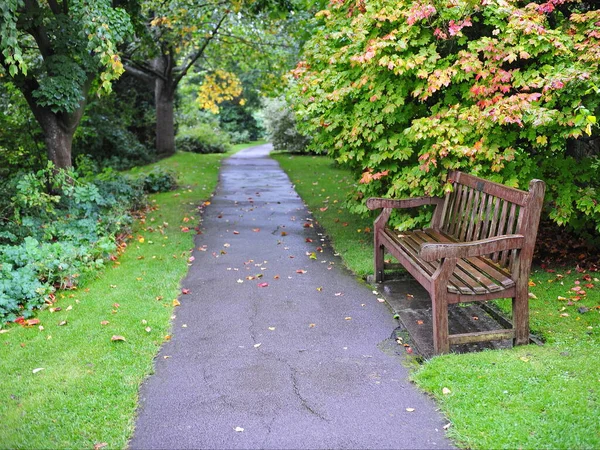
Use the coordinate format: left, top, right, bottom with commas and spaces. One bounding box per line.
434, 171, 545, 273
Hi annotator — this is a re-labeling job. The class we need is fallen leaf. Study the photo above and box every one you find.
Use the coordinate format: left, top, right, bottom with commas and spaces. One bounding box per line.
274, 275, 280, 279
66, 305, 73, 311
334, 292, 343, 296
181, 289, 190, 295
145, 327, 152, 333
32, 368, 44, 374
252, 228, 260, 232
416, 320, 424, 325
528, 292, 537, 299
100, 320, 110, 326
520, 356, 530, 362
443, 423, 452, 430
164, 335, 171, 341
254, 343, 261, 348
317, 287, 323, 291
58, 320, 67, 326
258, 282, 269, 288
309, 252, 317, 260
24, 318, 40, 327
93, 443, 108, 450
268, 327, 276, 331
377, 298, 385, 303
296, 269, 307, 274
406, 408, 415, 412
234, 427, 244, 432
237, 279, 244, 283
111, 335, 126, 342
305, 238, 313, 243
172, 299, 181, 307
442, 387, 451, 395
309, 323, 316, 328
0, 330, 9, 334
281, 231, 288, 236
344, 316, 352, 320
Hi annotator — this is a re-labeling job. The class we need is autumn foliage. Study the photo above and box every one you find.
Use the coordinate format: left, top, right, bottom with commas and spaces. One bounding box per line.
291, 0, 600, 234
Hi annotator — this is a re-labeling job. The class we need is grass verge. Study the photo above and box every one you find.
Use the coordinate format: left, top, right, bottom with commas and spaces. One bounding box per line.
0, 142, 261, 449
275, 153, 600, 449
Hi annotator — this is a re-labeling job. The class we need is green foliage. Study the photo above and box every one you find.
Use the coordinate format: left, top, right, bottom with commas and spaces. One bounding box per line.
0, 164, 146, 323
292, 0, 600, 234
139, 168, 178, 193
176, 124, 231, 154
263, 96, 312, 153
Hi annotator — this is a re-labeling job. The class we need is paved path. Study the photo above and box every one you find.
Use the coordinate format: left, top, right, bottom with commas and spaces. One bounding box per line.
130, 144, 453, 449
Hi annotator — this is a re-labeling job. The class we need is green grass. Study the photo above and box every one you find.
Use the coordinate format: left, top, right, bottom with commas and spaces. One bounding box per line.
0, 143, 261, 449
275, 153, 600, 449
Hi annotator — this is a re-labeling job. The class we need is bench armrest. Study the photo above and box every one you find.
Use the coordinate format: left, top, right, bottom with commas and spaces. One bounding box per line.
366, 197, 444, 210
419, 234, 525, 262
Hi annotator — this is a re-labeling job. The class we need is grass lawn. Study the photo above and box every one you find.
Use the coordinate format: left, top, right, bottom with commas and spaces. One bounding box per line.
274, 153, 600, 449
0, 142, 261, 449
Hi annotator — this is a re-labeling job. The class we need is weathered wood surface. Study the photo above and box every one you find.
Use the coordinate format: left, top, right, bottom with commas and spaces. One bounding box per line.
368, 171, 545, 355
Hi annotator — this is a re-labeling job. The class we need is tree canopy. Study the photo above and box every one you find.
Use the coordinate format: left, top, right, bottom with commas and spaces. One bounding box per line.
291, 0, 600, 233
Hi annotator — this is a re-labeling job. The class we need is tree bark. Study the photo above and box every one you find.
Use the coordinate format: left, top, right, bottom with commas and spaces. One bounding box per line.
152, 55, 176, 157
155, 77, 176, 157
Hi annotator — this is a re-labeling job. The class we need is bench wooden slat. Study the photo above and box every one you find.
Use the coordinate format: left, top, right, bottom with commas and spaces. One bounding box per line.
425, 229, 515, 289
416, 229, 513, 292
384, 229, 467, 294
412, 230, 489, 295
448, 329, 515, 345
450, 171, 529, 206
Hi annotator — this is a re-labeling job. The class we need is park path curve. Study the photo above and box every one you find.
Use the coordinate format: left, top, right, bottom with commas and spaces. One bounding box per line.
129, 144, 453, 449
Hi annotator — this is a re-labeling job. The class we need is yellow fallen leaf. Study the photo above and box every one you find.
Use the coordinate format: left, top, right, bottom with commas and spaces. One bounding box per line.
172, 299, 181, 307
520, 356, 530, 362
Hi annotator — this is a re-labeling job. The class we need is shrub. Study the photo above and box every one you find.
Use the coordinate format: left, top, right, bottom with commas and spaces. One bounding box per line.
263, 96, 311, 153
138, 168, 178, 193
291, 1, 600, 234
176, 124, 231, 154
0, 164, 146, 323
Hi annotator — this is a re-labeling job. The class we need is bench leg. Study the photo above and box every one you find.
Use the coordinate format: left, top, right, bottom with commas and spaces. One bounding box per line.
374, 241, 385, 283
512, 283, 530, 346
431, 291, 449, 354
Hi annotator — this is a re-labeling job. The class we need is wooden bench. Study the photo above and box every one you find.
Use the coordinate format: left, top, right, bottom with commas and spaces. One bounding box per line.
367, 171, 545, 355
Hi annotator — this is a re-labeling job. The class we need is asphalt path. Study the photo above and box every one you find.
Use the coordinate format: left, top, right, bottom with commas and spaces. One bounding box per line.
129, 144, 453, 449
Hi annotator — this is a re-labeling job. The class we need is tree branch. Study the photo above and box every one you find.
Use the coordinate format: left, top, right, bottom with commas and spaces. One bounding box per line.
123, 60, 165, 83
172, 12, 229, 87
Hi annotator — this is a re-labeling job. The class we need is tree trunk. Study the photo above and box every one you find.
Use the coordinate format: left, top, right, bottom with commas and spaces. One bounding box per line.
43, 116, 74, 169
155, 78, 176, 157
152, 55, 176, 157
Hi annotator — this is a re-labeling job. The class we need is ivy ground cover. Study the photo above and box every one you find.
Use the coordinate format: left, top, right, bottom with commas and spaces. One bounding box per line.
275, 153, 600, 449
0, 145, 258, 448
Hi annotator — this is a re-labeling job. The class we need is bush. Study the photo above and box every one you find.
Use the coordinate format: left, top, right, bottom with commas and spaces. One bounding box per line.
0, 164, 146, 323
138, 168, 178, 193
291, 1, 600, 234
262, 96, 311, 153
176, 124, 231, 154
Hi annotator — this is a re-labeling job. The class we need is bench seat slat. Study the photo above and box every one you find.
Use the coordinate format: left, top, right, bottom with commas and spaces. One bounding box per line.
384, 228, 515, 295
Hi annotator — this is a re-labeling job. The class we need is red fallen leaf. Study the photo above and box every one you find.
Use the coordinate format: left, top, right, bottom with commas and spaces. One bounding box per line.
258, 282, 269, 288
296, 269, 307, 274
14, 317, 25, 325
582, 274, 592, 281
252, 228, 260, 232
281, 231, 288, 236
233, 230, 240, 234
24, 318, 40, 327
406, 346, 413, 354
217, 214, 223, 219
181, 288, 190, 295
274, 275, 280, 279
305, 238, 313, 243
585, 283, 594, 289
416, 320, 424, 325
111, 335, 126, 342
364, 226, 372, 233
303, 223, 312, 228
319, 207, 328, 212
342, 222, 349, 227
180, 227, 190, 232
473, 316, 479, 321
316, 247, 323, 252
113, 303, 120, 308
